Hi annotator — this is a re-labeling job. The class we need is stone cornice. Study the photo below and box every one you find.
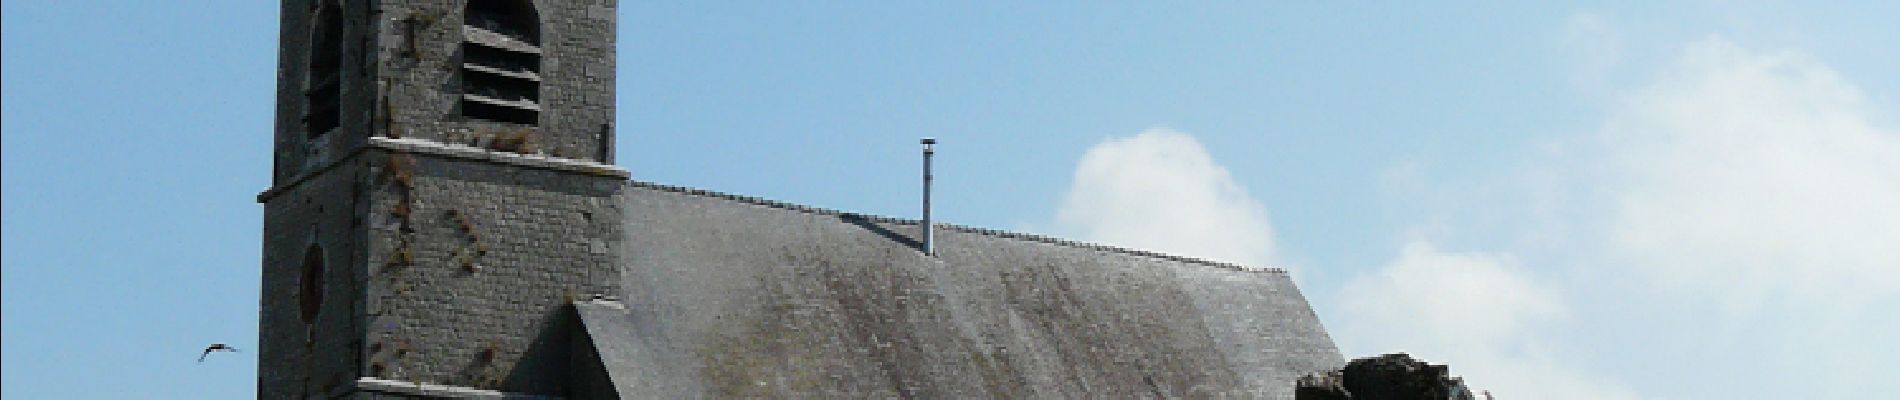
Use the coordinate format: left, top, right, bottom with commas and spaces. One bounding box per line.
257, 137, 629, 203
340, 377, 560, 400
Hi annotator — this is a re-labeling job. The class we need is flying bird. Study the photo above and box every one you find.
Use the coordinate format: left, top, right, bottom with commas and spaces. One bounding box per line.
199, 343, 240, 363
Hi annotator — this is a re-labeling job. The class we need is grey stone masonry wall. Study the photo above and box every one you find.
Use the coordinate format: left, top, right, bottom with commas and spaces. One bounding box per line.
259, 139, 625, 398
274, 0, 381, 183
373, 0, 618, 162
259, 157, 374, 399
274, 0, 618, 182
361, 147, 623, 394
266, 0, 620, 397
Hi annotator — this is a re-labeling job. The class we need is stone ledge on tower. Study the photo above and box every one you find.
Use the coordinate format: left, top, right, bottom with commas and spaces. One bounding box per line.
368, 137, 628, 178
257, 136, 629, 203
344, 377, 561, 400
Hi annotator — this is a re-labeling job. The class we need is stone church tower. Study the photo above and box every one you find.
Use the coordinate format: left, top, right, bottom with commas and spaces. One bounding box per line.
259, 1, 1343, 399
257, 0, 625, 397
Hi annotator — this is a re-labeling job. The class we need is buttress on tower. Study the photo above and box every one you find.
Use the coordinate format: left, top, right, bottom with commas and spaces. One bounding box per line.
257, 0, 626, 398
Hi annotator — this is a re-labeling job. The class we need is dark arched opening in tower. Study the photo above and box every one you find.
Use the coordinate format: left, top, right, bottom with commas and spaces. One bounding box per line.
460, 0, 542, 125
305, 1, 343, 138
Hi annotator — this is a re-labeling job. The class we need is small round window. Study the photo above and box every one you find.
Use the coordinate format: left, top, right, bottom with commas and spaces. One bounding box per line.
299, 244, 326, 324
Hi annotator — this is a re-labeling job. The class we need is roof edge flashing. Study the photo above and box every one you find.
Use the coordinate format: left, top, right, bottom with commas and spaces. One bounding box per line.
623, 179, 1285, 274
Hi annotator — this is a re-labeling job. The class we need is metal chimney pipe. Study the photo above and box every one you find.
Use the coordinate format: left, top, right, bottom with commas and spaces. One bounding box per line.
920, 138, 937, 256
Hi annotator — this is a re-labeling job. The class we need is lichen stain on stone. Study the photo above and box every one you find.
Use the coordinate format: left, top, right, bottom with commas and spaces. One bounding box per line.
696, 245, 964, 398
967, 348, 1026, 399
697, 274, 834, 398
993, 260, 1244, 397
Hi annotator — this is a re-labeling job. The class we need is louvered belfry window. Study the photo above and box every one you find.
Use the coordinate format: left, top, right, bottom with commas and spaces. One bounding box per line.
460, 0, 541, 125
306, 2, 343, 137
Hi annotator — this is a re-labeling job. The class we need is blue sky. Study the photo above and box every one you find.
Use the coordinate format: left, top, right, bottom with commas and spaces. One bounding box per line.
5, 1, 1897, 398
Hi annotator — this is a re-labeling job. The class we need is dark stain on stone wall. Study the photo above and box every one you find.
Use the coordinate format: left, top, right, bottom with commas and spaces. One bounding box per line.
613, 182, 1341, 398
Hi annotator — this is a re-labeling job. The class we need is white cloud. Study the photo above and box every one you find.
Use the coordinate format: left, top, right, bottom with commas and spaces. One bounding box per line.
1053, 128, 1277, 269
1046, 22, 1900, 400
1342, 241, 1561, 348
1602, 37, 1900, 314
1338, 241, 1635, 400
1353, 25, 1900, 398
1568, 37, 1900, 397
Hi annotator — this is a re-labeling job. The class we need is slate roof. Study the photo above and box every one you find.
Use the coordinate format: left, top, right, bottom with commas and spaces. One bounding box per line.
576, 180, 1343, 398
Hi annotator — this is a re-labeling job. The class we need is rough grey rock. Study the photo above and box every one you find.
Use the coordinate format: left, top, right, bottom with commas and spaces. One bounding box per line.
1297, 353, 1475, 400
1296, 370, 1351, 400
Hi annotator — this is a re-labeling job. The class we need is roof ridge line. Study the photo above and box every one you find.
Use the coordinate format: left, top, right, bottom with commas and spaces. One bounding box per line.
624, 179, 1286, 274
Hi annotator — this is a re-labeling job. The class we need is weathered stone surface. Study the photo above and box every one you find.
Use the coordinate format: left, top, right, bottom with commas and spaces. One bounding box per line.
597, 181, 1344, 399
1296, 370, 1350, 400
263, 1, 620, 397
270, 0, 618, 185
359, 151, 623, 394
258, 156, 374, 399
1296, 353, 1475, 400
